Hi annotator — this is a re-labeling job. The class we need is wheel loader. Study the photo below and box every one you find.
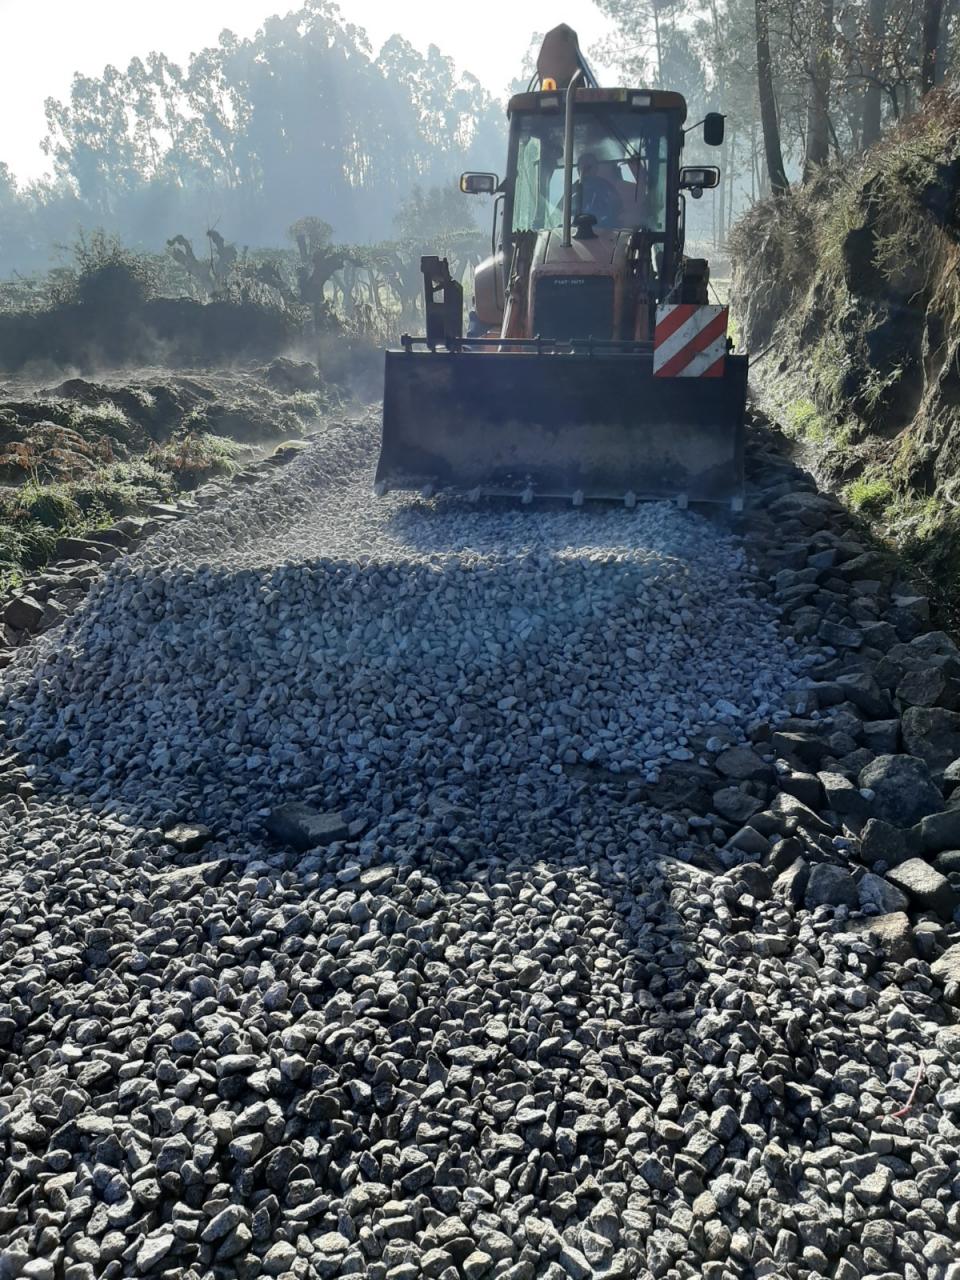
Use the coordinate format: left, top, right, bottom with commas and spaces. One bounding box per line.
376, 24, 747, 508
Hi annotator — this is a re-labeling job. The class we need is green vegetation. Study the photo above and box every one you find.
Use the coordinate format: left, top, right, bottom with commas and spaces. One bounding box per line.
782, 398, 828, 443
151, 433, 243, 487
846, 476, 894, 514
0, 389, 262, 589
0, 438, 235, 585
732, 88, 960, 617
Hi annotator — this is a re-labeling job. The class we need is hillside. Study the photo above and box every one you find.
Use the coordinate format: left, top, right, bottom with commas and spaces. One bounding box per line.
732, 84, 960, 613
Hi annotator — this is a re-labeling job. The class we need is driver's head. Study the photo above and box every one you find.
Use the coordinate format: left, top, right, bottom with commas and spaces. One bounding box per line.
577, 151, 598, 178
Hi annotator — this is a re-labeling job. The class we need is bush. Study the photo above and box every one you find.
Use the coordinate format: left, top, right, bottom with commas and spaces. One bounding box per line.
0, 518, 58, 569
69, 231, 159, 312
847, 477, 895, 514
151, 432, 243, 487
18, 483, 81, 529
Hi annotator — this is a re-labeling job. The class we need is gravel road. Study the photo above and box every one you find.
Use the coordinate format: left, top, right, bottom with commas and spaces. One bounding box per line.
1, 415, 959, 1280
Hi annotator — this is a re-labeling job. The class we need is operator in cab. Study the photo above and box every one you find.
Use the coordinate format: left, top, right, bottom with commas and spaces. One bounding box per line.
571, 151, 621, 228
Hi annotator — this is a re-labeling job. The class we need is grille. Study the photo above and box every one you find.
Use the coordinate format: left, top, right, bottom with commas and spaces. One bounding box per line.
533, 275, 614, 341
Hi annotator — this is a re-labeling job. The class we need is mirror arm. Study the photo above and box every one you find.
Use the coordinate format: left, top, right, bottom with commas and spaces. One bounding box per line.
492, 193, 504, 258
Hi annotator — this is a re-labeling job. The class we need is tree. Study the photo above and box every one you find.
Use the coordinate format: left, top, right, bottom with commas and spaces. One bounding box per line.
921, 0, 944, 91
756, 0, 790, 194
393, 183, 476, 242
804, 0, 835, 176
860, 0, 887, 147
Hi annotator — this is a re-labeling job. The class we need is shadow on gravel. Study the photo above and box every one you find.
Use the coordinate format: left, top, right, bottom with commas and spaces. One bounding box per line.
0, 466, 824, 1274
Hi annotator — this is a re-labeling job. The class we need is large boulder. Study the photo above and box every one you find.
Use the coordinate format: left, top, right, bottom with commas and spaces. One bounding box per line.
931, 942, 960, 988
859, 817, 922, 867
858, 872, 910, 915
858, 755, 944, 827
804, 864, 859, 910
4, 595, 44, 633
885, 857, 959, 921
265, 804, 349, 850
845, 912, 913, 963
714, 745, 774, 783
900, 707, 960, 777
919, 809, 960, 854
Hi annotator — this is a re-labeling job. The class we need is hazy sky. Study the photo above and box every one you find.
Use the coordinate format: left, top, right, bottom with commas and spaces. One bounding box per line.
0, 0, 616, 183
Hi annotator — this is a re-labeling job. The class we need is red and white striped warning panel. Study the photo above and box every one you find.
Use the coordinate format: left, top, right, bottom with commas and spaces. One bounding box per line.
653, 304, 728, 378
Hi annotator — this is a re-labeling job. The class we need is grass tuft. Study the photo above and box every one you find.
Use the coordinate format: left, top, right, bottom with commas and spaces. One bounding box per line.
846, 476, 895, 514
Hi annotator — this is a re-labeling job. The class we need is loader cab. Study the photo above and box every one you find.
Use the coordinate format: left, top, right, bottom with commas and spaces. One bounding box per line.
501, 89, 688, 303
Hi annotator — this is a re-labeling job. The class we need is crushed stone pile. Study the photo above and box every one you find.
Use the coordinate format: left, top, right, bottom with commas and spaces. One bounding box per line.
2, 418, 802, 829
2, 417, 959, 1280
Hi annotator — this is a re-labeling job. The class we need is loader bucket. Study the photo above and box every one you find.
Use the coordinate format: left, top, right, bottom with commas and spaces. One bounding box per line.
377, 344, 747, 506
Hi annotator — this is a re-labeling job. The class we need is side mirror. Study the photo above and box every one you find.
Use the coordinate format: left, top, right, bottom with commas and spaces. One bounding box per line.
680, 166, 721, 198
703, 112, 725, 146
460, 172, 498, 195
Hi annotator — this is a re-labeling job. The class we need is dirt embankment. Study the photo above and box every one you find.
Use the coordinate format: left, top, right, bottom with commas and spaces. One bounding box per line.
0, 360, 340, 600
731, 85, 960, 614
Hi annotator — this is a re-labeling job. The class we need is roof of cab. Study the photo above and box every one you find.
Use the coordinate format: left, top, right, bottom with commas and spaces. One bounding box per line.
507, 88, 688, 122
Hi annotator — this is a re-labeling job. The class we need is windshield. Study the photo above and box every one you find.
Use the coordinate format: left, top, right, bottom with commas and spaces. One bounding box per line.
512, 107, 670, 234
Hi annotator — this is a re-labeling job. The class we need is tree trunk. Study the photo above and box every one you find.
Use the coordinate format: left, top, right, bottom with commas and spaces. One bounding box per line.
935, 0, 958, 80
755, 0, 789, 195
803, 0, 834, 178
921, 0, 944, 93
861, 0, 885, 148
652, 2, 663, 86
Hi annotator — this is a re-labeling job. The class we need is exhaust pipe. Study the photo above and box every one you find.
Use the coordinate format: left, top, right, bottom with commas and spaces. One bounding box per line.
561, 69, 584, 248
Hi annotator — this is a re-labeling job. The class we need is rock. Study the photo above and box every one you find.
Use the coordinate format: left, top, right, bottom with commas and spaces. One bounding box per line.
712, 786, 763, 823
858, 872, 910, 915
726, 825, 770, 856
163, 822, 213, 852
858, 755, 944, 826
149, 861, 228, 894
861, 719, 901, 754
897, 666, 956, 709
314, 1232, 349, 1257
818, 771, 870, 816
778, 769, 823, 809
91, 526, 135, 549
462, 1253, 494, 1280
856, 1166, 893, 1204
845, 912, 913, 962
771, 731, 828, 768
53, 536, 114, 562
804, 863, 859, 910
733, 862, 773, 899
774, 857, 810, 907
885, 858, 959, 921
818, 620, 863, 648
919, 809, 960, 854
136, 1232, 174, 1272
201, 1205, 246, 1243
4, 595, 44, 632
714, 746, 774, 782
263, 1242, 297, 1276
859, 817, 921, 867
263, 357, 319, 393
770, 791, 835, 837
931, 943, 960, 987
901, 706, 960, 777
934, 849, 960, 875
836, 671, 891, 717
265, 804, 349, 850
